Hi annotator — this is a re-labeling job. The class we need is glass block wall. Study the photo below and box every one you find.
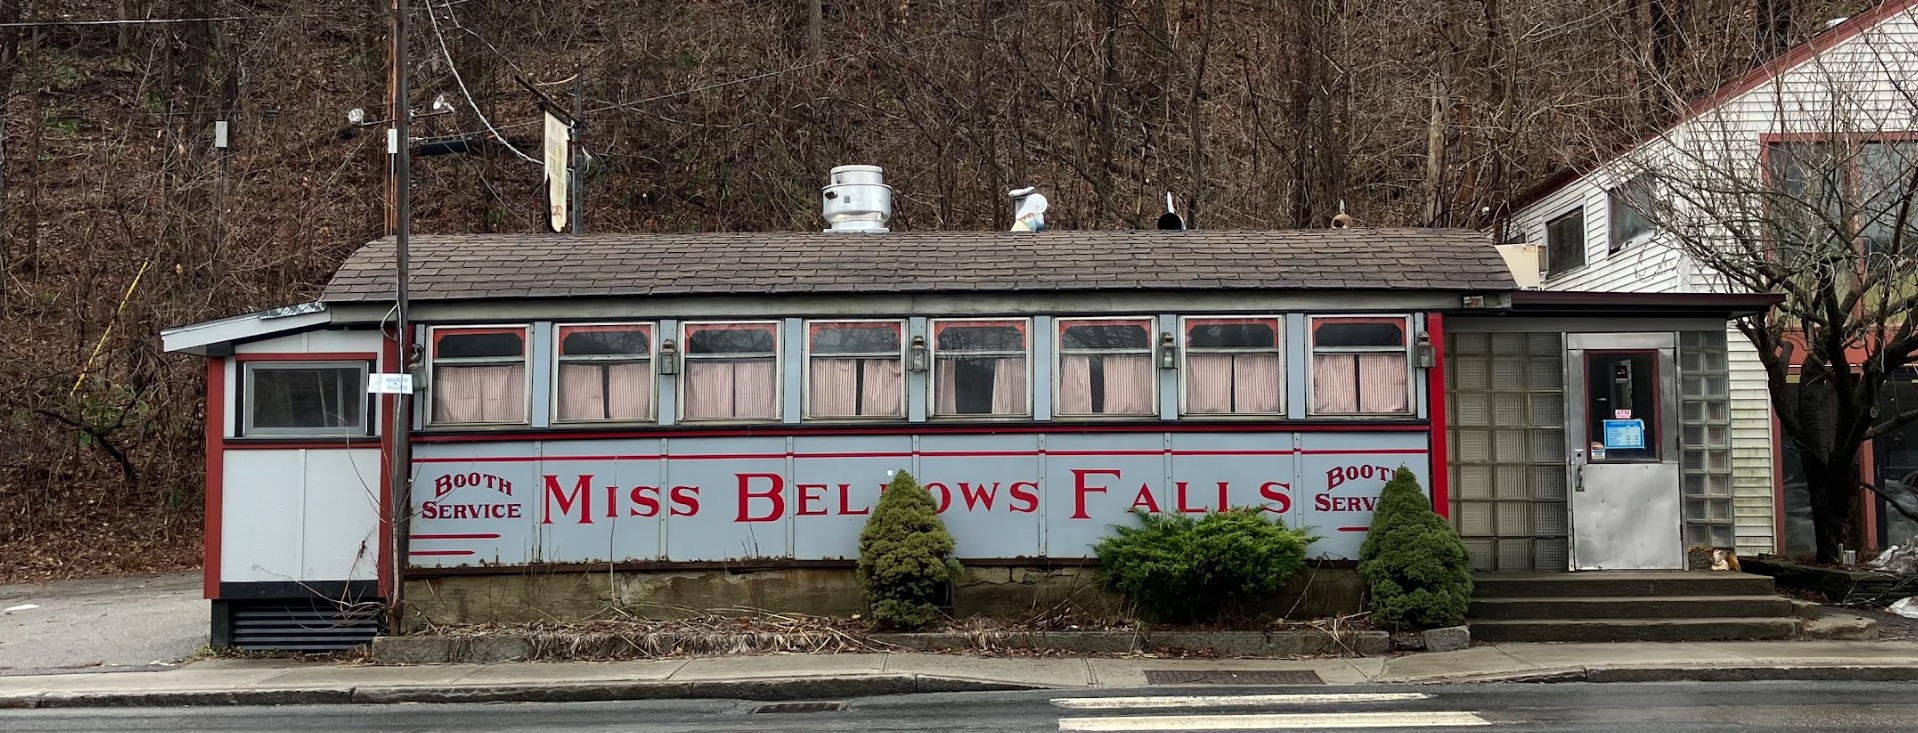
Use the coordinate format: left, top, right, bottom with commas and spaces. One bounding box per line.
1679, 330, 1736, 548
1446, 332, 1568, 571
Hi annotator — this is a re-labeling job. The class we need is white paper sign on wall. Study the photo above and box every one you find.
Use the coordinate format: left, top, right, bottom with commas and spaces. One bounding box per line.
368, 373, 414, 395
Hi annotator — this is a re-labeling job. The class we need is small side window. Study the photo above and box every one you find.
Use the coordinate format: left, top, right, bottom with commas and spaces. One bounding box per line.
1608, 177, 1655, 253
429, 327, 530, 425
242, 362, 370, 437
1546, 207, 1586, 276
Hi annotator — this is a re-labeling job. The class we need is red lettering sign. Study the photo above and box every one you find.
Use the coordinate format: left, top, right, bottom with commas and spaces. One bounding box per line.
541, 474, 593, 525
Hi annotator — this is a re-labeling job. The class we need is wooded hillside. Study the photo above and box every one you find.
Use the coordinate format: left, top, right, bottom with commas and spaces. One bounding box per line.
0, 0, 1876, 581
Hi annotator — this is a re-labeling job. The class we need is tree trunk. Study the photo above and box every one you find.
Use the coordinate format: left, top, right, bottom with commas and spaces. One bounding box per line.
1800, 450, 1861, 563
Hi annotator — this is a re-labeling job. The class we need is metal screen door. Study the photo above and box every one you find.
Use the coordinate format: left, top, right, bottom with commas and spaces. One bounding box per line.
1565, 333, 1684, 570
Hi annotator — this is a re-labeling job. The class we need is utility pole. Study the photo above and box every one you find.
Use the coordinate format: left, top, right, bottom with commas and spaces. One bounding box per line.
570, 71, 583, 235
384, 0, 415, 634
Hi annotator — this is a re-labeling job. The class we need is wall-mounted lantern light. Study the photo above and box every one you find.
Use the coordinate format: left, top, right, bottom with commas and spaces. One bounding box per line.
909, 335, 929, 373
658, 338, 680, 375
1157, 332, 1179, 369
1415, 331, 1435, 368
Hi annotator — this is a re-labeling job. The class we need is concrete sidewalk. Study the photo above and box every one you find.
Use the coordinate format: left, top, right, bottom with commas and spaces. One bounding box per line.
3, 641, 1917, 708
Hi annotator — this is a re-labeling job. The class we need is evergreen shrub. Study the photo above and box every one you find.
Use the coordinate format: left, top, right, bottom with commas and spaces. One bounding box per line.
1358, 467, 1474, 629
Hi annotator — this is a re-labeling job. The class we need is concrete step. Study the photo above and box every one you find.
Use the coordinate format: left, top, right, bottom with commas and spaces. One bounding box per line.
1469, 595, 1794, 620
1470, 617, 1798, 643
1473, 572, 1774, 599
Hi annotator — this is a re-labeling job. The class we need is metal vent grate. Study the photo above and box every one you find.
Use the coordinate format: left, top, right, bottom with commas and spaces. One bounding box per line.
1142, 670, 1325, 685
751, 702, 846, 714
229, 599, 383, 651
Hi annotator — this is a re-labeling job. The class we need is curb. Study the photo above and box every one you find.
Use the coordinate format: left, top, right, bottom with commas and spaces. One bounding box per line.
0, 674, 1044, 709
1390, 664, 1918, 685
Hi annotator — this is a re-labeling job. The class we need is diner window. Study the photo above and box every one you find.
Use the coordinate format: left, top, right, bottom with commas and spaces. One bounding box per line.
1056, 318, 1155, 417
932, 319, 1029, 417
242, 362, 369, 436
682, 322, 780, 421
1545, 208, 1586, 277
806, 320, 905, 419
1310, 316, 1412, 416
555, 324, 653, 422
429, 327, 529, 425
1182, 317, 1284, 415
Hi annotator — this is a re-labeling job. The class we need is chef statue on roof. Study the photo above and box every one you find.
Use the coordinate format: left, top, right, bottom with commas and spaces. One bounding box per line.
1009, 186, 1048, 232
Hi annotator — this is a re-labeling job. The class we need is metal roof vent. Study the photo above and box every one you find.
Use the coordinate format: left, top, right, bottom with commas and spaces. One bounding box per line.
822, 165, 892, 232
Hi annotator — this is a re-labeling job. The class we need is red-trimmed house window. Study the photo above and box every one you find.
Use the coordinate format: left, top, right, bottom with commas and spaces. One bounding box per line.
931, 319, 1030, 417
1056, 317, 1156, 417
806, 320, 905, 419
1767, 139, 1918, 264
428, 326, 530, 425
1309, 316, 1413, 416
554, 323, 654, 422
681, 321, 781, 421
1181, 316, 1284, 415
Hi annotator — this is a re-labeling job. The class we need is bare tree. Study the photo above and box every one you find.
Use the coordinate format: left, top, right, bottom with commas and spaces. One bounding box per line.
1600, 27, 1918, 562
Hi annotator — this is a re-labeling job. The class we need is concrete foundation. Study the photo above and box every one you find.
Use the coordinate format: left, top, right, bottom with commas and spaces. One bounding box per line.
402, 564, 1364, 627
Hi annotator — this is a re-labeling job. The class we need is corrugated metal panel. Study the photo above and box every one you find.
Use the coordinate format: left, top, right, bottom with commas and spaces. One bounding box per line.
229, 599, 383, 651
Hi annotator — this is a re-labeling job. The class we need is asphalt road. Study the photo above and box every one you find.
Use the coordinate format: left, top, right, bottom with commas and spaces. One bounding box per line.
0, 572, 205, 677
7, 681, 1918, 732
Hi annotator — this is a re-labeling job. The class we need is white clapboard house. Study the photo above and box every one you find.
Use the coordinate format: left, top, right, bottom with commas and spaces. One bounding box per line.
1498, 0, 1918, 558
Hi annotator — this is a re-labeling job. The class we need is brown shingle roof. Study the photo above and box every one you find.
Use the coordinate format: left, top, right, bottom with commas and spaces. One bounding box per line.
321, 229, 1513, 302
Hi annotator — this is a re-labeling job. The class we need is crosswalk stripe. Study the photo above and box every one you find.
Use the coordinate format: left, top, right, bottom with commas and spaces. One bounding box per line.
1051, 693, 1433, 710
1058, 711, 1491, 731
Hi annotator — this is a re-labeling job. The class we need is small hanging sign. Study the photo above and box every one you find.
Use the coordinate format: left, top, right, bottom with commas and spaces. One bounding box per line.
368, 373, 415, 395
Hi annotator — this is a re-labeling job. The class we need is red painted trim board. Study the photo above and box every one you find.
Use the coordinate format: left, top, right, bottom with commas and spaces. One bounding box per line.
1426, 314, 1450, 519
203, 358, 225, 600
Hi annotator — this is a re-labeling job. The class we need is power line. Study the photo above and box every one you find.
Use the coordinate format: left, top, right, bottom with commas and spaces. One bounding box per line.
425, 0, 538, 164
0, 15, 320, 28
486, 0, 1066, 135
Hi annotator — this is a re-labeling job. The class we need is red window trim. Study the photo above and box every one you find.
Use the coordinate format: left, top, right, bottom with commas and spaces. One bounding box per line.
1310, 316, 1409, 348
1057, 317, 1152, 333
556, 323, 652, 357
1184, 317, 1282, 348
807, 319, 902, 346
685, 321, 779, 334
932, 318, 1029, 348
431, 326, 528, 357
234, 352, 379, 363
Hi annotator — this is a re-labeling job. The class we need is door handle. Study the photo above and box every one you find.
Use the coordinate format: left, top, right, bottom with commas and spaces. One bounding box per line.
1571, 449, 1586, 492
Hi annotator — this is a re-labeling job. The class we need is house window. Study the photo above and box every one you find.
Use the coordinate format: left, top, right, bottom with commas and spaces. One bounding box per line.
555, 324, 653, 422
1057, 318, 1156, 417
1545, 208, 1586, 276
681, 322, 780, 421
242, 362, 369, 436
931, 319, 1030, 417
429, 327, 529, 425
1769, 140, 1918, 262
1309, 316, 1412, 416
1608, 176, 1654, 252
806, 320, 905, 419
1182, 317, 1284, 415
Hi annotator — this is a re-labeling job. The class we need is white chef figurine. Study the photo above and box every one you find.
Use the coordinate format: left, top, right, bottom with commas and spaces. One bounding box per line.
1009, 186, 1048, 232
